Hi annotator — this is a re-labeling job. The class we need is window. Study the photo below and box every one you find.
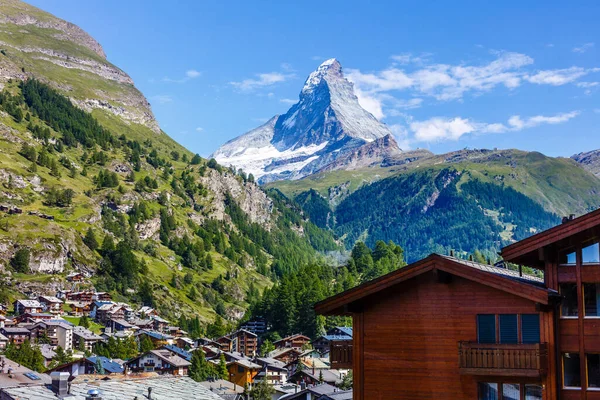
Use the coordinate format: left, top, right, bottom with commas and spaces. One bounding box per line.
521, 314, 540, 344
563, 353, 581, 388
560, 249, 577, 265
477, 315, 496, 344
499, 315, 518, 344
238, 365, 244, 373
524, 384, 542, 400
560, 283, 579, 317
502, 383, 520, 400
584, 283, 600, 317
583, 243, 600, 264
588, 354, 600, 388
478, 382, 498, 400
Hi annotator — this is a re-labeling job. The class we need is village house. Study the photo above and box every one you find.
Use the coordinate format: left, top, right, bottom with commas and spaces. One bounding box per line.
0, 333, 7, 350
0, 327, 31, 346
125, 348, 190, 375
37, 296, 63, 315
95, 303, 127, 324
240, 317, 268, 336
135, 329, 175, 347
108, 318, 137, 332
230, 329, 258, 357
269, 347, 303, 365
13, 300, 43, 316
274, 334, 311, 350
14, 312, 54, 324
72, 326, 103, 353
152, 315, 170, 333
226, 358, 261, 388
48, 356, 124, 379
315, 210, 600, 399
312, 327, 352, 355
253, 357, 289, 385
66, 272, 85, 282
216, 335, 233, 352
138, 306, 159, 317
29, 320, 73, 351
0, 304, 8, 316
68, 302, 90, 317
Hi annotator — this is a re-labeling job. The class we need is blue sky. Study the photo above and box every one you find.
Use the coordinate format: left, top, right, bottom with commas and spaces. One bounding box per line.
29, 0, 600, 157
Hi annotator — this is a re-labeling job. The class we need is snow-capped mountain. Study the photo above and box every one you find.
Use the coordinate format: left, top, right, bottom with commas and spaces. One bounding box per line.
213, 58, 402, 183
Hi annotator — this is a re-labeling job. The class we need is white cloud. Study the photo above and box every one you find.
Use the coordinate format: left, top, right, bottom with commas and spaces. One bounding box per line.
162, 69, 202, 83
347, 52, 534, 109
525, 67, 591, 85
391, 52, 433, 65
573, 43, 595, 53
186, 69, 201, 78
408, 111, 580, 143
150, 95, 173, 104
347, 52, 597, 116
195, 127, 204, 132
506, 111, 580, 130
230, 72, 294, 91
280, 98, 297, 105
577, 81, 600, 88
411, 117, 475, 142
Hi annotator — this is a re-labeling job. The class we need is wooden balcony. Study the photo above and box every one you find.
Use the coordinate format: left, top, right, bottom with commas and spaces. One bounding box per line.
458, 342, 548, 377
330, 340, 352, 369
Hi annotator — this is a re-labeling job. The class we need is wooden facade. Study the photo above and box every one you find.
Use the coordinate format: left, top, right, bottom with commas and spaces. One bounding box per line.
316, 209, 600, 400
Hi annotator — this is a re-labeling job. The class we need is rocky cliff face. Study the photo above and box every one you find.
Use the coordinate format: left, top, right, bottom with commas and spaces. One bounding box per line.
213, 58, 401, 183
0, 0, 160, 133
572, 149, 600, 178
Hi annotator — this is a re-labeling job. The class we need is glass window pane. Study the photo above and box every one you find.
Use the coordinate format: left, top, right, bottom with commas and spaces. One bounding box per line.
499, 315, 518, 344
478, 315, 496, 344
584, 283, 600, 317
521, 314, 540, 344
563, 352, 581, 387
588, 354, 600, 388
560, 250, 577, 265
583, 243, 600, 264
478, 382, 498, 400
560, 283, 579, 317
502, 383, 520, 400
525, 384, 542, 400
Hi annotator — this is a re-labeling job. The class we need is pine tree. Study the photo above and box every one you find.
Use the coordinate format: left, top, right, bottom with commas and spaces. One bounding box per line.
79, 314, 91, 329
83, 228, 99, 251
249, 378, 275, 400
218, 353, 228, 380
140, 335, 154, 353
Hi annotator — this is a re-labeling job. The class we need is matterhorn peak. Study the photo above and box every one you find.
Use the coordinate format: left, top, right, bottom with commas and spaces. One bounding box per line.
213, 58, 399, 183
302, 58, 343, 94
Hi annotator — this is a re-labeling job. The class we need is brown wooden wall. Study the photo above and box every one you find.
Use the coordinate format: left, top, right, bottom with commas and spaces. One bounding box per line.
352, 271, 553, 400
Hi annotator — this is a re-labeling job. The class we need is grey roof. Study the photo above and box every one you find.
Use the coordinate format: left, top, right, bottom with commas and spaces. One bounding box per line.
437, 254, 546, 286
147, 349, 191, 367
72, 326, 103, 341
14, 300, 42, 308
38, 344, 56, 360
0, 356, 51, 389
317, 390, 353, 400
1, 376, 223, 399
228, 358, 261, 370
2, 327, 31, 334
280, 383, 339, 400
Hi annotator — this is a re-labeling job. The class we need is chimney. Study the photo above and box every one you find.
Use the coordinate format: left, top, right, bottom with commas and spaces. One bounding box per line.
86, 389, 102, 400
50, 371, 69, 397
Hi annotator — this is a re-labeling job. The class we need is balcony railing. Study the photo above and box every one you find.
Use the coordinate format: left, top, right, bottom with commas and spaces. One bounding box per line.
330, 340, 352, 369
458, 342, 548, 377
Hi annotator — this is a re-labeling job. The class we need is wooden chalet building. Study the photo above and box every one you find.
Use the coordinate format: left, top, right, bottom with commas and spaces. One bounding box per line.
316, 208, 600, 400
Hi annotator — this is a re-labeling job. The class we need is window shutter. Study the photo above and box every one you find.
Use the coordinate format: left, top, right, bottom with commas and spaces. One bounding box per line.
477, 314, 496, 344
499, 314, 518, 344
521, 314, 540, 344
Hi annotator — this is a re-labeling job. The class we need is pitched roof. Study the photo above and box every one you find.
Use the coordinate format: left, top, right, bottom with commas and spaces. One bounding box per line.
315, 253, 554, 316
14, 300, 42, 308
501, 208, 600, 263
149, 349, 191, 367
72, 326, 103, 341
86, 356, 124, 374
1, 376, 222, 399
228, 358, 262, 370
162, 344, 192, 361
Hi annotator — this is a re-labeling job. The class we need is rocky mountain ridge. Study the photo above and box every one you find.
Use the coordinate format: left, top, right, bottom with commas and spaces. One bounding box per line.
572, 149, 600, 178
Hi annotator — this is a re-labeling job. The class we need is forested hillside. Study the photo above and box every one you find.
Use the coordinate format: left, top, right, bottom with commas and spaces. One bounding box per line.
0, 78, 337, 325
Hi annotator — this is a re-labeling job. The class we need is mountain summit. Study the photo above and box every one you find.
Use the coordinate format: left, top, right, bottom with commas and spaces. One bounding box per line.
213, 58, 401, 183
